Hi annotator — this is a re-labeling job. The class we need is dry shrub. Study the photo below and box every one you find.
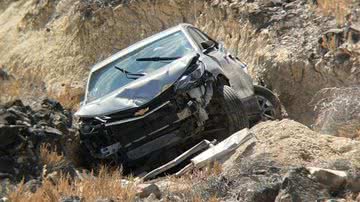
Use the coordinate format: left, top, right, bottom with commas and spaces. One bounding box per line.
47, 83, 84, 110
207, 161, 223, 176
208, 196, 220, 202
0, 80, 23, 103
0, 74, 83, 110
316, 0, 352, 25
39, 144, 65, 168
160, 163, 222, 201
8, 167, 136, 202
0, 74, 46, 105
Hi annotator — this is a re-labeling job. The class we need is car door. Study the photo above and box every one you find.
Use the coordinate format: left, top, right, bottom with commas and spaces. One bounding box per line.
186, 27, 254, 99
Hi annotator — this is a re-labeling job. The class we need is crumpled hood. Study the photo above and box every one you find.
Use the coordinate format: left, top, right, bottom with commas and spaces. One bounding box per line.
75, 53, 198, 118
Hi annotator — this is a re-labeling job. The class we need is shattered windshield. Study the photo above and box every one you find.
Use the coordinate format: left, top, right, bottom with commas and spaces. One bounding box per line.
87, 31, 194, 103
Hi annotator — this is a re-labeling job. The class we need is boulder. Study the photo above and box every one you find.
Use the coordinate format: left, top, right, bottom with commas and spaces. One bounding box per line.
136, 183, 161, 199
60, 196, 83, 202
275, 167, 330, 202
311, 87, 360, 139
172, 120, 360, 201
0, 197, 9, 202
143, 193, 159, 202
0, 125, 22, 148
0, 99, 73, 181
307, 167, 347, 192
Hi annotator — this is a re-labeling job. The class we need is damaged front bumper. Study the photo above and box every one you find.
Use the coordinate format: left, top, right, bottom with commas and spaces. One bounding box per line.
79, 76, 214, 165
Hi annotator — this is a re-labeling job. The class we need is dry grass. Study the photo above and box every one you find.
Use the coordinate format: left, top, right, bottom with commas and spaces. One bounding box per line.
6, 165, 221, 202
39, 144, 65, 168
159, 163, 223, 201
47, 83, 84, 110
0, 80, 24, 103
0, 74, 47, 105
6, 161, 223, 202
192, 195, 219, 202
316, 0, 352, 25
8, 167, 137, 202
0, 75, 83, 110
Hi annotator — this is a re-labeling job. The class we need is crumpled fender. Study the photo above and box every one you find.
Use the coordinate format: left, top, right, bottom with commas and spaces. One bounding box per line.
75, 52, 199, 118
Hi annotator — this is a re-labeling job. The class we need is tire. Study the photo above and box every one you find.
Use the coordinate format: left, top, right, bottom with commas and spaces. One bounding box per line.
215, 85, 250, 134
254, 85, 283, 120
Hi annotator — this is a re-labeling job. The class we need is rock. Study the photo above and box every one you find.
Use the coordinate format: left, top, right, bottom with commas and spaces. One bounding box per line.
0, 197, 9, 202
346, 170, 360, 192
275, 167, 330, 202
164, 195, 182, 202
311, 87, 360, 139
221, 134, 257, 171
0, 99, 72, 182
136, 183, 161, 199
189, 154, 284, 202
60, 196, 83, 202
252, 183, 281, 202
0, 110, 18, 125
323, 199, 346, 202
0, 157, 15, 175
175, 120, 360, 201
144, 193, 159, 202
120, 179, 130, 187
0, 69, 11, 81
24, 179, 42, 193
330, 159, 353, 171
0, 125, 22, 148
95, 198, 114, 202
306, 167, 347, 192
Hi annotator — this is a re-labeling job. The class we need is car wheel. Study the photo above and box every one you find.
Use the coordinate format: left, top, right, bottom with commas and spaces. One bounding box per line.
254, 85, 282, 121
215, 85, 249, 134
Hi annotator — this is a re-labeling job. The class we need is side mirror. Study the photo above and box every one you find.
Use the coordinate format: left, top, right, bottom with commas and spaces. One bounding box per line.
218, 41, 226, 52
201, 40, 216, 50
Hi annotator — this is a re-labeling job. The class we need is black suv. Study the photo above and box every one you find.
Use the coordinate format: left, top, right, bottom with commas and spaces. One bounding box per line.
75, 24, 282, 169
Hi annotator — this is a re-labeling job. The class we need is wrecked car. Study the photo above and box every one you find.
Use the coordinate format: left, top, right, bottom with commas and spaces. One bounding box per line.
75, 24, 282, 168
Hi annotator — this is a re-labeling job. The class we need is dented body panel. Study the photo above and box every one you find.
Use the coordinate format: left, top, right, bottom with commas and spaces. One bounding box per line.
75, 53, 199, 117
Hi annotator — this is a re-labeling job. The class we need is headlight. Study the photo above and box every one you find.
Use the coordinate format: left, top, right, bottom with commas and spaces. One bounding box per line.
174, 62, 205, 91
189, 62, 205, 80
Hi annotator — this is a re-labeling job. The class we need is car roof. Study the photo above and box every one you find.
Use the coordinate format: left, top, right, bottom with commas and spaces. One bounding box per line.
90, 23, 195, 73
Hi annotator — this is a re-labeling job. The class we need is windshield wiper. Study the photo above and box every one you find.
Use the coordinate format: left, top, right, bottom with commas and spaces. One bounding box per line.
114, 65, 146, 79
136, 56, 181, 62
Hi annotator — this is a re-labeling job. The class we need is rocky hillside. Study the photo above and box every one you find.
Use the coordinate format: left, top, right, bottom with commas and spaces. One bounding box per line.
1, 0, 359, 125
157, 119, 360, 201
2, 105, 360, 201
1, 0, 360, 201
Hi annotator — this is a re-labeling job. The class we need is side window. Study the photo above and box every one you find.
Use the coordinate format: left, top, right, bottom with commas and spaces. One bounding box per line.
193, 28, 211, 41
